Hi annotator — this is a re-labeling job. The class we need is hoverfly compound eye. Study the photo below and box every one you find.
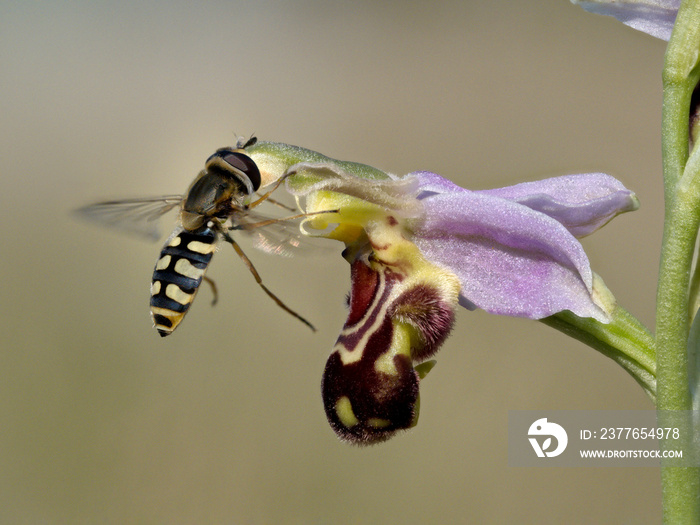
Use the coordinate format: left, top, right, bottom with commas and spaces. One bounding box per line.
206, 149, 261, 194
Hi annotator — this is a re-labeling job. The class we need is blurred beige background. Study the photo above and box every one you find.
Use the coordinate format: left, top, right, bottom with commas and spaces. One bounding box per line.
0, 1, 666, 523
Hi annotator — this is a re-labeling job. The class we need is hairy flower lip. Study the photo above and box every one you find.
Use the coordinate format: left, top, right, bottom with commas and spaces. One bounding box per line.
571, 0, 680, 41
321, 252, 455, 445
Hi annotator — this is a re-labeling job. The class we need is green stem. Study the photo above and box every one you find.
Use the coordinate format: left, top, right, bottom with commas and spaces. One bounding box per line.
658, 1, 700, 522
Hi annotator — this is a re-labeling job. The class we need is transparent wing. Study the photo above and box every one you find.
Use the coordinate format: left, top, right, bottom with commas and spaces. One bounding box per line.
232, 209, 333, 257
74, 195, 183, 241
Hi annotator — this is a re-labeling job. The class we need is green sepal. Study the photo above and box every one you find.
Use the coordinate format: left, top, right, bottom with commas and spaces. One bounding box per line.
415, 360, 437, 380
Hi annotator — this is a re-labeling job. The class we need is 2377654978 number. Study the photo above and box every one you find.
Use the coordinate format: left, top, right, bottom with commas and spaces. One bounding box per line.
599, 427, 680, 440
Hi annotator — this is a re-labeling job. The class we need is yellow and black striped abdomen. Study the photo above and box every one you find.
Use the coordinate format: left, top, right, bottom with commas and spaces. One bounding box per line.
150, 227, 217, 336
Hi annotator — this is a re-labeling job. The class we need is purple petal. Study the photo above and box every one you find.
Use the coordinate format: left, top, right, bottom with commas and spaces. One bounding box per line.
572, 0, 679, 41
414, 170, 467, 197
410, 189, 609, 322
477, 173, 639, 238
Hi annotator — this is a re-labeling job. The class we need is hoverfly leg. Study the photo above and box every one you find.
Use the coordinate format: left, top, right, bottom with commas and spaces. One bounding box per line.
248, 172, 293, 209
202, 275, 219, 306
259, 196, 296, 212
233, 209, 339, 231
221, 231, 317, 332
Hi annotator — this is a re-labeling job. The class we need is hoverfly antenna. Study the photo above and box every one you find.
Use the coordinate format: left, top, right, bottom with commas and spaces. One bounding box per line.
234, 133, 257, 150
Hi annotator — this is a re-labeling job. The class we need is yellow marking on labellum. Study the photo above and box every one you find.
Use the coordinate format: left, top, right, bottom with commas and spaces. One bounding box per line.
168, 236, 182, 247
335, 344, 363, 365
155, 255, 171, 270
335, 396, 359, 428
187, 240, 216, 255
174, 258, 204, 280
165, 283, 194, 305
373, 321, 411, 376
374, 350, 398, 376
368, 418, 391, 428
151, 281, 161, 295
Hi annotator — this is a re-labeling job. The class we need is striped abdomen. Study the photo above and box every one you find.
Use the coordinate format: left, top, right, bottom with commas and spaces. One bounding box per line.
150, 226, 218, 336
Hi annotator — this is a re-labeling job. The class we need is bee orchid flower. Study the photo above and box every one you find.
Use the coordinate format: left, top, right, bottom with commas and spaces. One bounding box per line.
247, 142, 640, 444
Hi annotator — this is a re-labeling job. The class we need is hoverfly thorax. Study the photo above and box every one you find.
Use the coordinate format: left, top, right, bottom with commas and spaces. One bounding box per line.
181, 148, 262, 231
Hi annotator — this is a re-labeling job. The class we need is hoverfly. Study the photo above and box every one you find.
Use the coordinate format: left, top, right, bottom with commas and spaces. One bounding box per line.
76, 136, 322, 337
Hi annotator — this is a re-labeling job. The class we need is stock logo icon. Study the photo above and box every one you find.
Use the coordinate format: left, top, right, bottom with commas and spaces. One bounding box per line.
528, 418, 568, 458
